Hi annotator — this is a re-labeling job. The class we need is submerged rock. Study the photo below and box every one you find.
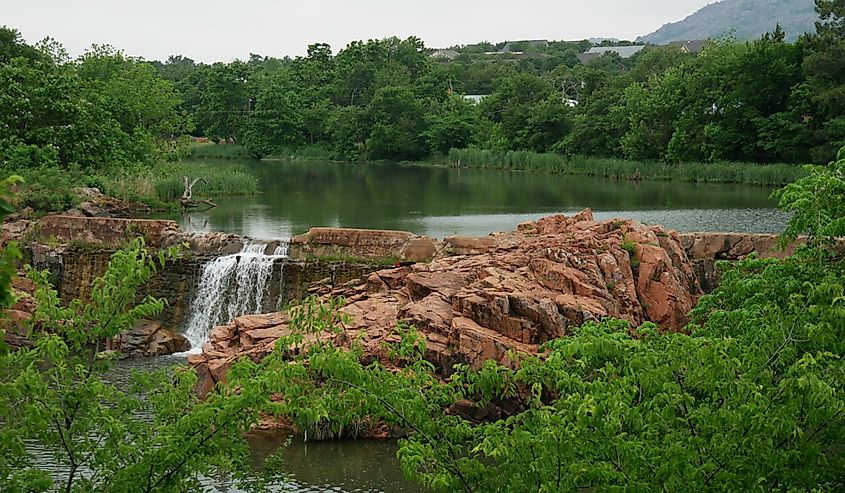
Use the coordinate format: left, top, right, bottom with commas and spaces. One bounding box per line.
191, 210, 703, 395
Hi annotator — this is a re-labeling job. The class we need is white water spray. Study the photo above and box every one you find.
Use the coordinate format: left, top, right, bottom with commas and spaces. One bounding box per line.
182, 242, 287, 351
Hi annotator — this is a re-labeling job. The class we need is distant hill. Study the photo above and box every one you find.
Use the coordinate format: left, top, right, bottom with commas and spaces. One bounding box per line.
638, 0, 819, 44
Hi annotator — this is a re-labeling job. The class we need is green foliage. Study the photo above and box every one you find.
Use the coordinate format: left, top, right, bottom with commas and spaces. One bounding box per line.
14, 167, 85, 214
777, 145, 845, 245
252, 285, 843, 491
0, 29, 190, 174
424, 95, 480, 156
0, 239, 284, 492
151, 161, 259, 201
0, 27, 196, 214
187, 142, 254, 160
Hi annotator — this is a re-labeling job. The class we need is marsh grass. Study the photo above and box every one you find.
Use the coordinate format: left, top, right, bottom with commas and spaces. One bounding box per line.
151, 162, 259, 201
447, 149, 806, 186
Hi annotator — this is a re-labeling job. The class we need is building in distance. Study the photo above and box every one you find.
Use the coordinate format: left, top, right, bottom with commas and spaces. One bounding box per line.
577, 45, 646, 64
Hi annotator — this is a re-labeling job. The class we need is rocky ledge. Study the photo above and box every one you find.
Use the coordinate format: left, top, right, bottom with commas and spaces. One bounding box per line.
190, 210, 702, 395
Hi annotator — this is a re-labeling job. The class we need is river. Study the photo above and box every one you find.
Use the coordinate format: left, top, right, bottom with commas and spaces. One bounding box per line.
160, 159, 789, 239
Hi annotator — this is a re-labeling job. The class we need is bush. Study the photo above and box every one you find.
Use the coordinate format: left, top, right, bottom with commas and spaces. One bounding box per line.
187, 143, 255, 160
13, 167, 87, 214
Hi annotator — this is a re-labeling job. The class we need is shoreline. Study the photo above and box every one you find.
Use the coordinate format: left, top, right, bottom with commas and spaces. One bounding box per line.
188, 143, 805, 188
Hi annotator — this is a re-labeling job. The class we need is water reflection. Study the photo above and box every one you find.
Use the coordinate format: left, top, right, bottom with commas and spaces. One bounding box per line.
160, 160, 789, 240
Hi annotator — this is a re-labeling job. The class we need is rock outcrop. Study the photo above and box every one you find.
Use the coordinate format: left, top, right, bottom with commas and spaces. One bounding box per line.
119, 319, 191, 357
289, 227, 439, 262
678, 232, 802, 292
1, 275, 37, 350
191, 210, 703, 395
68, 187, 151, 218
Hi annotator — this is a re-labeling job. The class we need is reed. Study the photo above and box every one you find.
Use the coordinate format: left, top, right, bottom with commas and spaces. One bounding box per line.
446, 148, 806, 186
151, 162, 259, 201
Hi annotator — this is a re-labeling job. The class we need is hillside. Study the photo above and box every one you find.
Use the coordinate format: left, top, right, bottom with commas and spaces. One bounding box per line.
638, 0, 819, 44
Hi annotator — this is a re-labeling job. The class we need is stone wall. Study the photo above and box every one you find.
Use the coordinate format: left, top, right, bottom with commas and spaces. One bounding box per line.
26, 244, 385, 331
27, 245, 210, 328
280, 260, 387, 303
289, 227, 439, 262
34, 215, 182, 248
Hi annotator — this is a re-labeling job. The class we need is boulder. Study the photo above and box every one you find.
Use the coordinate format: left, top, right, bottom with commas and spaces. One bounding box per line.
73, 187, 150, 218
119, 319, 190, 357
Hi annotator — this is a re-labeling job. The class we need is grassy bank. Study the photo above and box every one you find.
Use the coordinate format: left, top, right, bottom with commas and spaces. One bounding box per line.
149, 162, 259, 201
189, 142, 348, 162
445, 148, 807, 187
8, 161, 259, 215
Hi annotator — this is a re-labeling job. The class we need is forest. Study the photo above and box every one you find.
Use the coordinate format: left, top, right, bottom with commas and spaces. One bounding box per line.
0, 1, 843, 214
151, 1, 844, 165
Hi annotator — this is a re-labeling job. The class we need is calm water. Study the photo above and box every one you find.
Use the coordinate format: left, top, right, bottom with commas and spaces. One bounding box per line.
162, 159, 790, 240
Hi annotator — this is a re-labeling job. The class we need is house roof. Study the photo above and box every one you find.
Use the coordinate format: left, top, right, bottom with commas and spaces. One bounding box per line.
463, 95, 486, 104
576, 52, 601, 64
667, 40, 709, 54
582, 45, 646, 59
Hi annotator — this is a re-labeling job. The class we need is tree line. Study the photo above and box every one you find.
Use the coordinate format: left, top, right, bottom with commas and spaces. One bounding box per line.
153, 0, 843, 164
0, 30, 190, 174
1, 0, 842, 178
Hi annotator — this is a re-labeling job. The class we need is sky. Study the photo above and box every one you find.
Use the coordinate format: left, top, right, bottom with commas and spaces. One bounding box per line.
3, 0, 715, 62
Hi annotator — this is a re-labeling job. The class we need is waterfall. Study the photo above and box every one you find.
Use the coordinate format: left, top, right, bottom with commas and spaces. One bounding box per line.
182, 242, 287, 351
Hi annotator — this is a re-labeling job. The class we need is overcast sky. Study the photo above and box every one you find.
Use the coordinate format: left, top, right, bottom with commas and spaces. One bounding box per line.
4, 0, 715, 62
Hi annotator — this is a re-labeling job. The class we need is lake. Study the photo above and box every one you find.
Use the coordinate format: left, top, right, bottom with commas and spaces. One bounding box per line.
137, 158, 790, 491
162, 159, 790, 239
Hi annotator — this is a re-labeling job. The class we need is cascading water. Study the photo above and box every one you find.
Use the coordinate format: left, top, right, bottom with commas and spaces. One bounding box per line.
182, 242, 288, 351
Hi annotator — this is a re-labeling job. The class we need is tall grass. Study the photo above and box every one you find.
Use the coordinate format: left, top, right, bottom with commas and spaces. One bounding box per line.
151, 162, 259, 201
446, 149, 807, 187
187, 143, 255, 160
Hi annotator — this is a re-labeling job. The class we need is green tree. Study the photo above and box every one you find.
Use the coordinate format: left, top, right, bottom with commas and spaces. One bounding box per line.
424, 95, 480, 156
0, 240, 283, 492
796, 0, 845, 160
0, 31, 188, 174
76, 45, 191, 164
240, 75, 304, 158
195, 61, 251, 142
366, 85, 428, 160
